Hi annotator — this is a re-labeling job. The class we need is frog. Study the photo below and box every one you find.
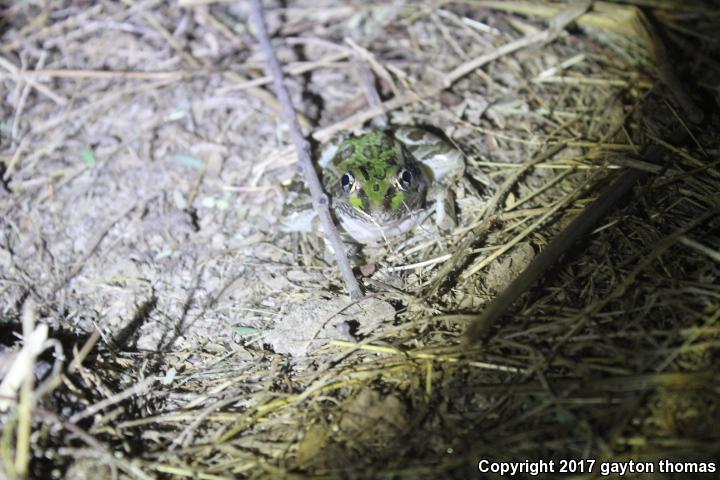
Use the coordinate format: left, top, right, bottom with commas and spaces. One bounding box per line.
281, 127, 467, 245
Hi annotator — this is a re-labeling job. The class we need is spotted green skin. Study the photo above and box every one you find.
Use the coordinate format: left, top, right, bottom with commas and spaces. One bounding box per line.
323, 131, 429, 243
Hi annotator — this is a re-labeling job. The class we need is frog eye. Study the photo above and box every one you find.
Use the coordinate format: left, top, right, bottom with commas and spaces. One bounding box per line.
341, 172, 354, 193
398, 169, 413, 190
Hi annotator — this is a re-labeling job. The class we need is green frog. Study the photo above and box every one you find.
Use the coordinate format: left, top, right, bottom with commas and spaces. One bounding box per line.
282, 127, 466, 244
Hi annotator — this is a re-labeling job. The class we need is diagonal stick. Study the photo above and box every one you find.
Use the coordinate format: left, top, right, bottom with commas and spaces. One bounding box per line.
248, 0, 362, 300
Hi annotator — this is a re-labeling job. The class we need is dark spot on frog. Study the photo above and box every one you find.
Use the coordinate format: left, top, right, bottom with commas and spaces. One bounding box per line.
408, 130, 424, 141
365, 163, 385, 180
381, 135, 394, 149
372, 183, 380, 192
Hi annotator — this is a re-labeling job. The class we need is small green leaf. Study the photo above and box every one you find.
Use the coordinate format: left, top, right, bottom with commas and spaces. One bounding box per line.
234, 326, 260, 337
172, 154, 204, 170
80, 148, 97, 166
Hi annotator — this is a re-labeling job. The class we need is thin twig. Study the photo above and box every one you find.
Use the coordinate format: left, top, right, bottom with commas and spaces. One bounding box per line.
0, 55, 67, 106
248, 0, 362, 300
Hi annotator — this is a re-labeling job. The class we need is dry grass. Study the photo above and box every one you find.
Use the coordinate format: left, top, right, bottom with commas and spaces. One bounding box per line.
1, 1, 719, 478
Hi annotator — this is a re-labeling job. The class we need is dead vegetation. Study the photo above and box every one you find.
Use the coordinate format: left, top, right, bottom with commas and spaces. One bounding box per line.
1, 1, 719, 478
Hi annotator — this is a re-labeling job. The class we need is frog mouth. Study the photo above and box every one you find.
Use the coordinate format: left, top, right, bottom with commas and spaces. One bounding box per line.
364, 197, 416, 223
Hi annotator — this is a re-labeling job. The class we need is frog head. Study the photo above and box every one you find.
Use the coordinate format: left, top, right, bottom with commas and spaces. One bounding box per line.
330, 131, 427, 220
